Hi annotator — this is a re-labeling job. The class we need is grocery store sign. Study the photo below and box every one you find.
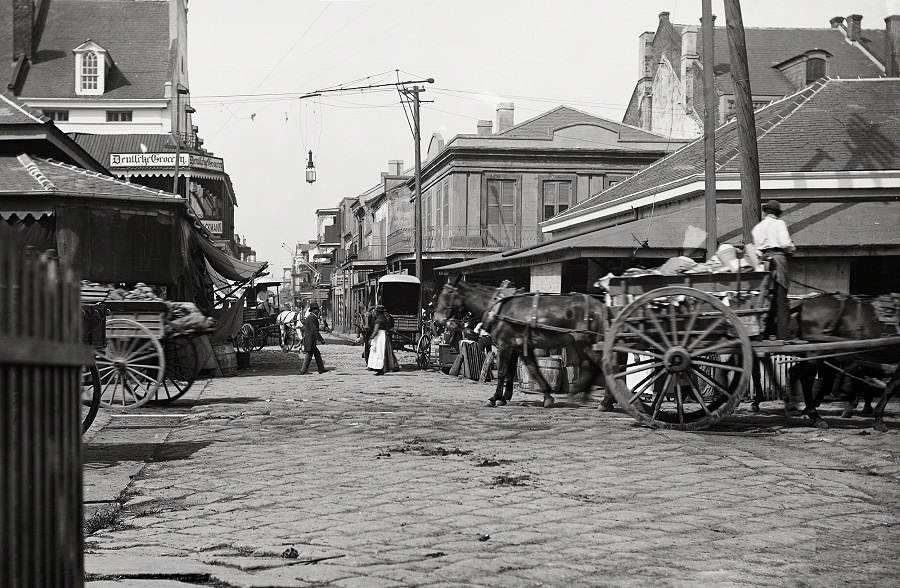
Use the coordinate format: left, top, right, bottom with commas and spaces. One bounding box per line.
110, 152, 224, 173
201, 220, 223, 234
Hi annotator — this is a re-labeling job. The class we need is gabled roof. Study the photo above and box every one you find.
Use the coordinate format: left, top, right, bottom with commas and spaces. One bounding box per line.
0, 92, 108, 172
496, 105, 674, 143
0, 91, 46, 124
705, 27, 885, 96
0, 154, 181, 200
7, 0, 171, 100
549, 78, 900, 228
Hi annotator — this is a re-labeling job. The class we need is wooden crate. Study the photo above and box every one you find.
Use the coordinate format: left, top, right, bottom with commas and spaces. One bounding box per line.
104, 301, 167, 338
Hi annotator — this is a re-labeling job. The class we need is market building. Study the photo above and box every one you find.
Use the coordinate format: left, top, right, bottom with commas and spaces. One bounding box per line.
625, 11, 900, 139
0, 92, 266, 311
440, 78, 900, 296
0, 0, 247, 257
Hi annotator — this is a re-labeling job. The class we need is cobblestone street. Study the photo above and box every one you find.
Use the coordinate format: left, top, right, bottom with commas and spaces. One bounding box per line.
84, 335, 900, 587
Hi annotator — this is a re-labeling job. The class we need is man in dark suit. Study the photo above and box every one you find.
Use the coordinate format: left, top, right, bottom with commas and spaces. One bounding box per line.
299, 302, 327, 375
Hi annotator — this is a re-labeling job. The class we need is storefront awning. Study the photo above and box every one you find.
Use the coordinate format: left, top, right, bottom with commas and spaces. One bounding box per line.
196, 233, 268, 281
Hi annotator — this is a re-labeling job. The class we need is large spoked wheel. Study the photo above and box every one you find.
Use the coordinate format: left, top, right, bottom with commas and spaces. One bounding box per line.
151, 336, 202, 404
254, 327, 268, 351
602, 286, 753, 430
416, 332, 432, 369
81, 364, 102, 434
95, 319, 165, 409
234, 323, 255, 353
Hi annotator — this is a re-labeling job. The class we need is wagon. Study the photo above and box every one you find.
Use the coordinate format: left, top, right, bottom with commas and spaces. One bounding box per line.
600, 268, 900, 430
80, 297, 206, 431
376, 274, 421, 350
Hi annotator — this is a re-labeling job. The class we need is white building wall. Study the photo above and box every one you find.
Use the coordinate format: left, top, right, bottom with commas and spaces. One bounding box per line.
530, 262, 562, 293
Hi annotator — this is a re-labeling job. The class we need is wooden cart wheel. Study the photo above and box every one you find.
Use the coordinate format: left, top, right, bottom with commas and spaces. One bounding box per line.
81, 364, 102, 434
151, 336, 203, 404
254, 327, 268, 351
602, 286, 753, 430
416, 332, 432, 369
234, 323, 255, 353
95, 318, 164, 409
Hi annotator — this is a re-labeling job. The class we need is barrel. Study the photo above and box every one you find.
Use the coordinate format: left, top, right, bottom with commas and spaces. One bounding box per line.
213, 342, 237, 376
235, 350, 251, 370
518, 356, 563, 393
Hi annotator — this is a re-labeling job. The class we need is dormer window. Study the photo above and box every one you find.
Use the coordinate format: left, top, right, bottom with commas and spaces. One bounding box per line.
81, 52, 98, 91
806, 57, 826, 84
73, 40, 112, 96
774, 49, 832, 90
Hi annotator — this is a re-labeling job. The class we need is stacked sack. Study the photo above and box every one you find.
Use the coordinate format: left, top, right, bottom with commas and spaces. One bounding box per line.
164, 301, 217, 337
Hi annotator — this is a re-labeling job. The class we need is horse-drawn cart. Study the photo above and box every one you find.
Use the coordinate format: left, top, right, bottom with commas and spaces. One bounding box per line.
601, 269, 900, 431
435, 269, 900, 431
377, 274, 421, 350
80, 293, 208, 432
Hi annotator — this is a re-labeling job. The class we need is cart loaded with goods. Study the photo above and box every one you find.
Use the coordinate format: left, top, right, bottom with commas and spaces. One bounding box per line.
80, 281, 216, 433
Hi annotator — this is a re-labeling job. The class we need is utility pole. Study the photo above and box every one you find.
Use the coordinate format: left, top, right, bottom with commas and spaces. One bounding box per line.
724, 0, 761, 244
411, 85, 424, 335
172, 84, 189, 195
702, 0, 717, 259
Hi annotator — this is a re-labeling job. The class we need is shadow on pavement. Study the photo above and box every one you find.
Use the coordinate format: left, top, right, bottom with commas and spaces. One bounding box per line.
85, 441, 213, 464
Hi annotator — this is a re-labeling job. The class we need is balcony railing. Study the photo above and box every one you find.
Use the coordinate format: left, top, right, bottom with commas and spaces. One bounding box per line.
357, 244, 386, 262
387, 225, 541, 256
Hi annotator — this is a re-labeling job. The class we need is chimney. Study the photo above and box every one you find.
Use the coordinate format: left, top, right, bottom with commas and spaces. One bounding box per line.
476, 120, 493, 136
496, 103, 514, 133
830, 16, 844, 29
886, 15, 900, 77
847, 14, 862, 42
659, 11, 670, 24
13, 0, 35, 59
638, 31, 656, 79
681, 25, 699, 114
388, 160, 403, 175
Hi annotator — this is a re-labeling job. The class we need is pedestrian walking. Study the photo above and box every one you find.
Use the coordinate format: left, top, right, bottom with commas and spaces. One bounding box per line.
299, 302, 327, 375
366, 304, 398, 375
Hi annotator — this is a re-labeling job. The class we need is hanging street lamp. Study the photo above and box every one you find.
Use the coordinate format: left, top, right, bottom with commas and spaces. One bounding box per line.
305, 150, 316, 184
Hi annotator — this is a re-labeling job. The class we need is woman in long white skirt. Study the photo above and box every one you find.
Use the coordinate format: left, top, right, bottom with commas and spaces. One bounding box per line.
367, 306, 397, 375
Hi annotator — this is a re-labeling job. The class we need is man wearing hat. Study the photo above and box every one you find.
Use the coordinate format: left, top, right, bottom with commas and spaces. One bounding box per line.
751, 200, 796, 339
299, 302, 327, 375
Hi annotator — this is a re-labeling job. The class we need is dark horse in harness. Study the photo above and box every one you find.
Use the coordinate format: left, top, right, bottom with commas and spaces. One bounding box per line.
789, 293, 900, 431
433, 280, 609, 408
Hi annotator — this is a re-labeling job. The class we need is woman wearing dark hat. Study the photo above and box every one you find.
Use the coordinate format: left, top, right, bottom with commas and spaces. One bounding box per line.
751, 200, 796, 339
299, 302, 327, 374
366, 304, 397, 375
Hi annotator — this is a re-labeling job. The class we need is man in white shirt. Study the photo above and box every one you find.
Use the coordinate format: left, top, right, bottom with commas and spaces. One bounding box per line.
751, 200, 796, 339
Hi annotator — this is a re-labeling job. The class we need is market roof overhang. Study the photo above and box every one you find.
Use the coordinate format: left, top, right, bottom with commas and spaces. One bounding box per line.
437, 200, 900, 274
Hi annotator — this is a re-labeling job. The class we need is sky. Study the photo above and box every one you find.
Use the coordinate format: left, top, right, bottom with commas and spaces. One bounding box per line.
186, 0, 900, 271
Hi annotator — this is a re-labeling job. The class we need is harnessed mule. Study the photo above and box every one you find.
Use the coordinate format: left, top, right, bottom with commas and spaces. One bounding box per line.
433, 280, 610, 408
788, 293, 900, 431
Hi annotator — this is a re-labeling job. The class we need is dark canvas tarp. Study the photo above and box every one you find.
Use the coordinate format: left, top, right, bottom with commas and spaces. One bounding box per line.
195, 232, 267, 281
55, 204, 187, 285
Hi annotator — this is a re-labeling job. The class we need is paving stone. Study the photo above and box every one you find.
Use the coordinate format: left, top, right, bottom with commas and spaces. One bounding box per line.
83, 342, 900, 586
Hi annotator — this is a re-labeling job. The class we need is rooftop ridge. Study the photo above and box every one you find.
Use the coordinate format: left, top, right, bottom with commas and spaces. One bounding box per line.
0, 93, 45, 124
17, 154, 58, 191
41, 157, 180, 198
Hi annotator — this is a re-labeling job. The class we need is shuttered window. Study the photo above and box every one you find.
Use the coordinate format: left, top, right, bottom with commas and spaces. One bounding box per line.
806, 58, 826, 84
486, 179, 515, 226
542, 180, 571, 221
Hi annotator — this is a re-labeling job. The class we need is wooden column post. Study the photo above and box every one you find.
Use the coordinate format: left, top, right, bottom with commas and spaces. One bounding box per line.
724, 0, 761, 244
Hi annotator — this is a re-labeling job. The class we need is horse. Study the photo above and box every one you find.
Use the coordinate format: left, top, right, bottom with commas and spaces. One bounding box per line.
276, 309, 303, 351
788, 293, 900, 431
433, 280, 609, 408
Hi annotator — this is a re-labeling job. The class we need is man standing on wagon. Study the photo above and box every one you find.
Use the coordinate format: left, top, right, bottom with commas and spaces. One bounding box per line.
299, 302, 327, 375
751, 200, 796, 340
